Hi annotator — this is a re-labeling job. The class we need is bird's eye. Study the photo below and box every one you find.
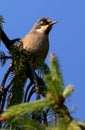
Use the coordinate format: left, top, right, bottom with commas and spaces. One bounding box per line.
40, 20, 48, 25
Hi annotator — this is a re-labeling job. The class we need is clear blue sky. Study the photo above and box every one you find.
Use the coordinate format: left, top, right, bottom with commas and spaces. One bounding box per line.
0, 0, 85, 121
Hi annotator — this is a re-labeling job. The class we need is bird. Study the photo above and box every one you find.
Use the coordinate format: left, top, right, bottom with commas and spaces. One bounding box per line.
18, 18, 57, 69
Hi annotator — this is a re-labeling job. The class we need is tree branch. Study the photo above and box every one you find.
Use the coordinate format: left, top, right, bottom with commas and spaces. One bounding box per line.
0, 27, 20, 51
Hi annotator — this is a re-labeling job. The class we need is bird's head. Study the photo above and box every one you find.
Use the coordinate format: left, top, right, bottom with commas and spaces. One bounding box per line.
31, 18, 57, 34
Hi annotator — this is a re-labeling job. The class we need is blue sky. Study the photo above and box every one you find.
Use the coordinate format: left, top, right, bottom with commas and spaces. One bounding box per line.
0, 0, 85, 121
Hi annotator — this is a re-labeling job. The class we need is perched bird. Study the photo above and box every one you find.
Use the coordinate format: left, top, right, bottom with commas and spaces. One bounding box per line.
18, 18, 57, 68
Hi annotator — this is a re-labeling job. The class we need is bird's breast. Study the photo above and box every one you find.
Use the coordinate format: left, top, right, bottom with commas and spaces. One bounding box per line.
22, 32, 49, 62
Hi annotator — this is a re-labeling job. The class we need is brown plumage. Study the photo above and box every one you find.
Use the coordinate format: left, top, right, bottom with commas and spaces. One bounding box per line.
18, 18, 56, 68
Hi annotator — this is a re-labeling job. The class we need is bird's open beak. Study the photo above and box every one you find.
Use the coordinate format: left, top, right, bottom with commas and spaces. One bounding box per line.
50, 20, 57, 25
